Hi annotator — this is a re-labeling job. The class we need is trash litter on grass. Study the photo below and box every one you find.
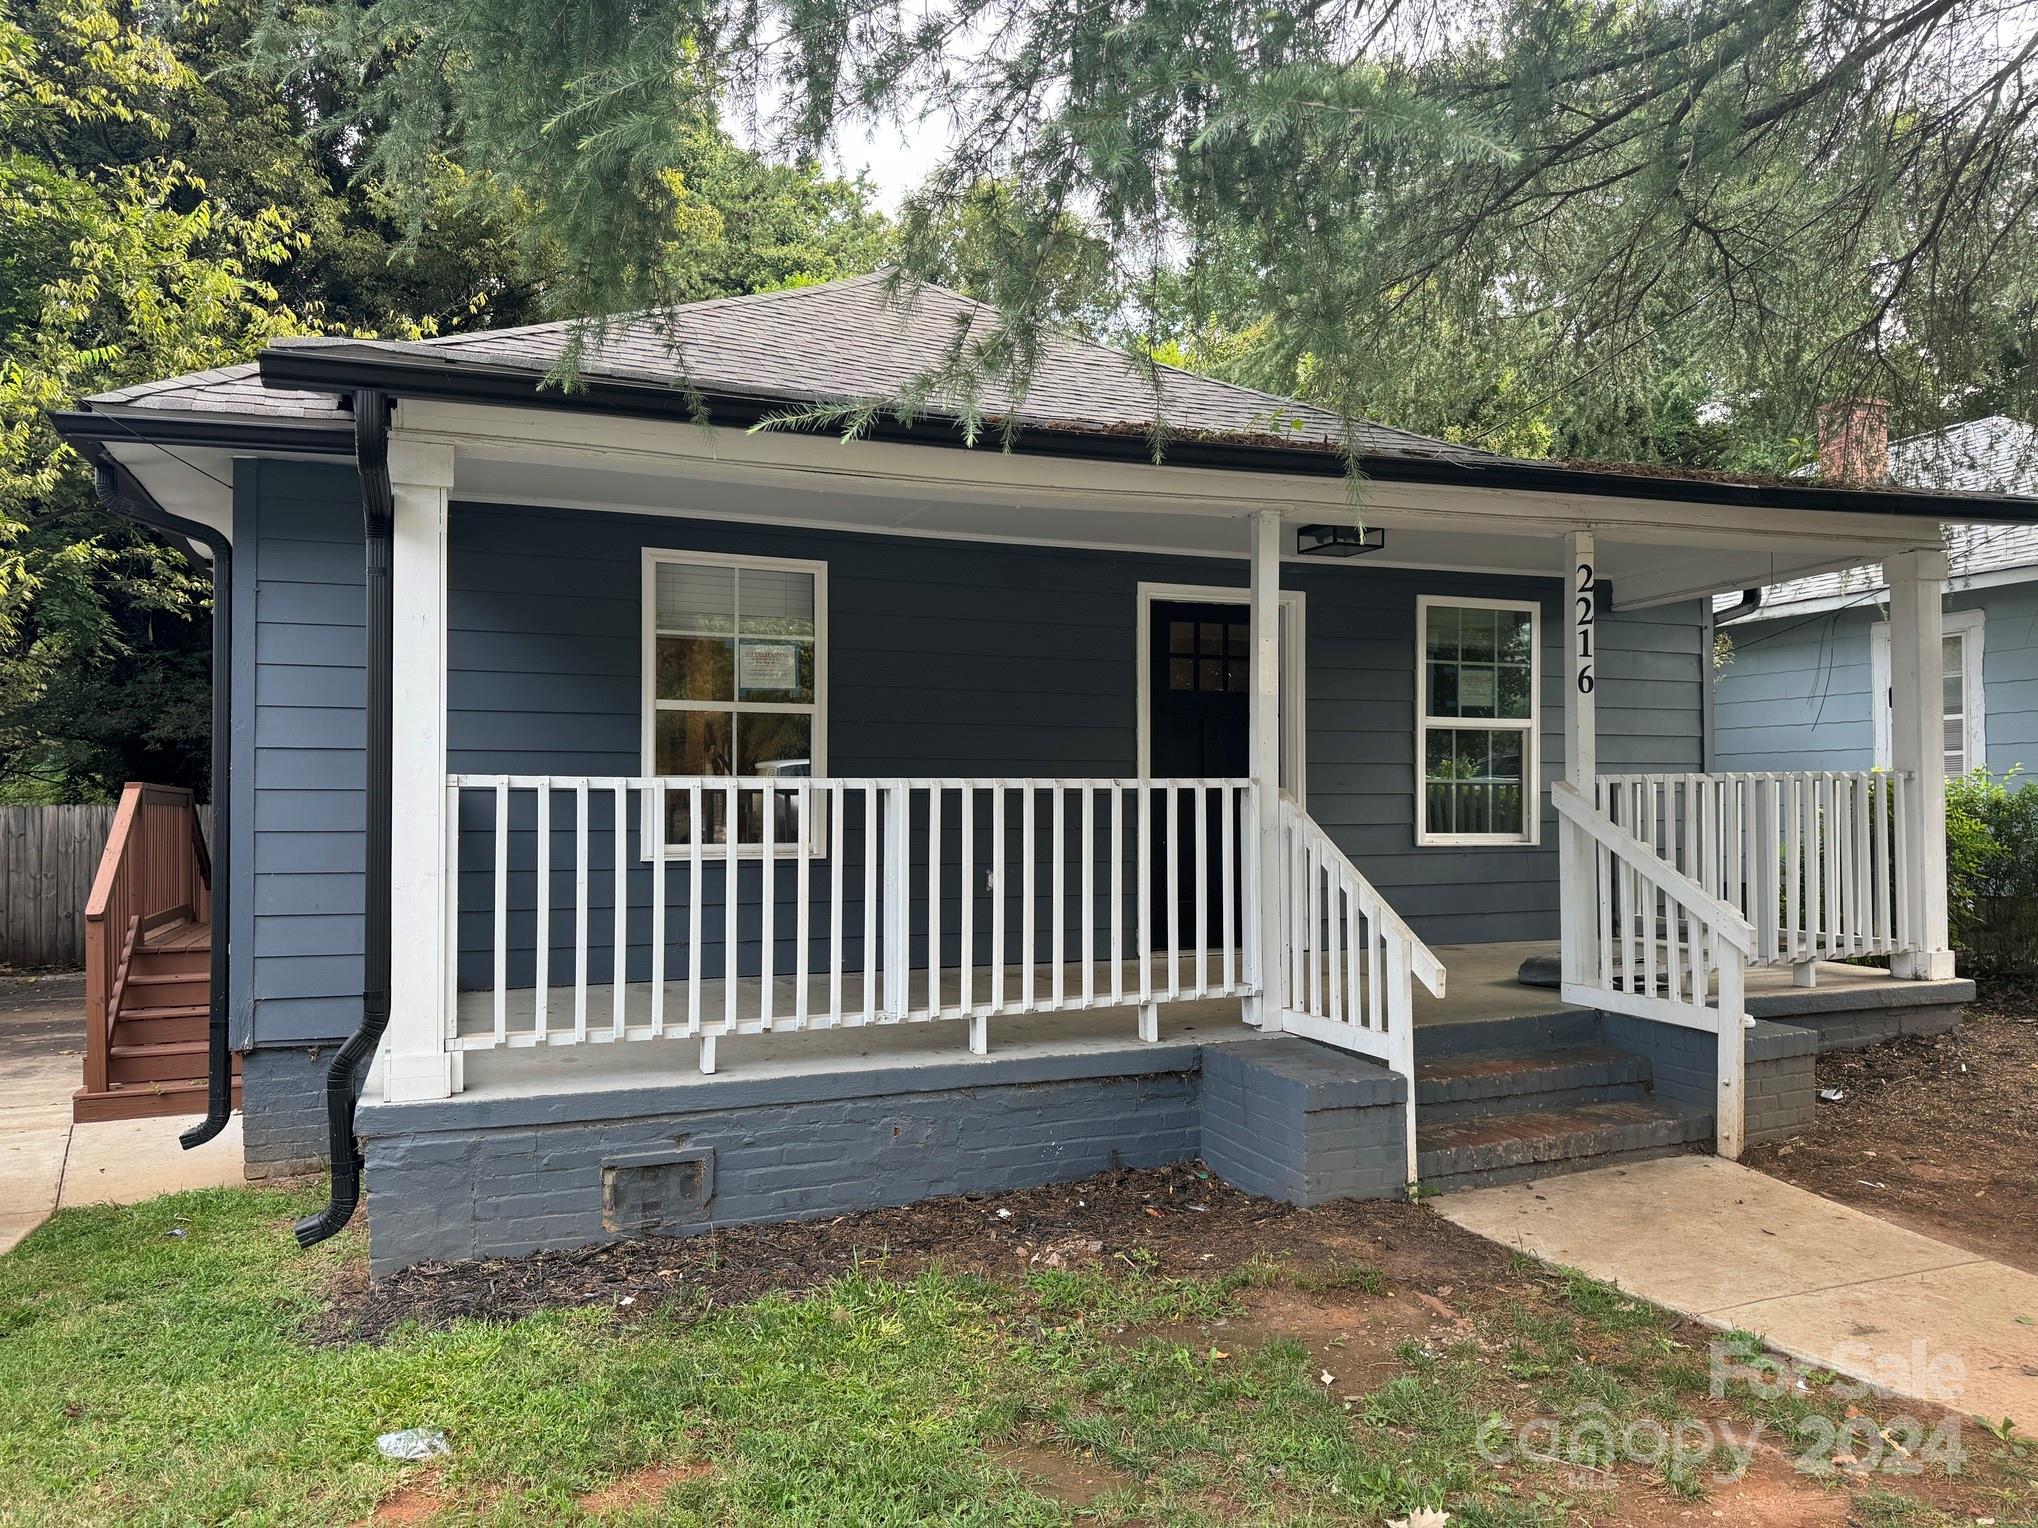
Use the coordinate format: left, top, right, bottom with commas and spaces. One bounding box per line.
376, 1428, 450, 1461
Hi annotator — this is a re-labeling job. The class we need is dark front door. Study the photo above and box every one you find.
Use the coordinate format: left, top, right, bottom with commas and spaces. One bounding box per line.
1149, 601, 1251, 950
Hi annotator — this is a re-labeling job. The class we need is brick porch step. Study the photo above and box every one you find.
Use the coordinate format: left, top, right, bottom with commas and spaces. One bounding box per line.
1417, 1097, 1714, 1190
1415, 1046, 1651, 1116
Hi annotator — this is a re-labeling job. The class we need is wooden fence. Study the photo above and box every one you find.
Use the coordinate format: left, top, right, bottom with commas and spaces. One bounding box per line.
0, 804, 212, 969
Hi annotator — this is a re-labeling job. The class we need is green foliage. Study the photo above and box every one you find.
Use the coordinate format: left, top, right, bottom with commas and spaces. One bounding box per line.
0, 0, 307, 801
0, 0, 890, 801
1945, 767, 2038, 975
273, 0, 2038, 471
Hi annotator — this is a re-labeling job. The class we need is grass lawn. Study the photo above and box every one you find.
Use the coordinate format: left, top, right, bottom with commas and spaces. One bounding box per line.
0, 1176, 2033, 1526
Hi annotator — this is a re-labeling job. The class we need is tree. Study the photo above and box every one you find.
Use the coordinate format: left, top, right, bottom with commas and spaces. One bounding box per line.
1, 0, 892, 800
272, 0, 2038, 465
0, 0, 304, 801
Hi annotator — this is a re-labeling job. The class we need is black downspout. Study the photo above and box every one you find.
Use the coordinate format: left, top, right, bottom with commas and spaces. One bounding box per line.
295, 391, 393, 1247
89, 455, 235, 1149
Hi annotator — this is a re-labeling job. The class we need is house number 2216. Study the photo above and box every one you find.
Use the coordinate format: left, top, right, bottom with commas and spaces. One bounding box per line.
1574, 561, 1596, 694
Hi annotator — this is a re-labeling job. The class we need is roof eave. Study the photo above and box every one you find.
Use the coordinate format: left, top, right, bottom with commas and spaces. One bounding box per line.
52, 406, 355, 457
247, 346, 2038, 522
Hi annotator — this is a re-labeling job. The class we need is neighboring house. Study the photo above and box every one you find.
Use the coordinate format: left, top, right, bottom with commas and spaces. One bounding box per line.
51, 275, 2032, 1275
1714, 414, 2038, 778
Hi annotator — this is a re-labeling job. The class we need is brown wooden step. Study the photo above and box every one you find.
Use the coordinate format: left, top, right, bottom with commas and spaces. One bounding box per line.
73, 1077, 241, 1124
131, 948, 210, 978
113, 1012, 209, 1047
107, 1038, 212, 1085
124, 971, 211, 1005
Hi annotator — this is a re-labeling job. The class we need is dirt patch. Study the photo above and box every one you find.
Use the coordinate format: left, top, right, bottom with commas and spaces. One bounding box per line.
355, 1471, 457, 1525
1589, 1445, 1854, 1526
313, 1162, 1496, 1345
1135, 1283, 1448, 1392
575, 1459, 709, 1516
993, 1440, 1134, 1507
1745, 989, 2038, 1272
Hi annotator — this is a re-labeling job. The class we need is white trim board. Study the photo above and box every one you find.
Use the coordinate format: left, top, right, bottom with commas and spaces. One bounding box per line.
1871, 606, 1985, 773
1135, 582, 1306, 805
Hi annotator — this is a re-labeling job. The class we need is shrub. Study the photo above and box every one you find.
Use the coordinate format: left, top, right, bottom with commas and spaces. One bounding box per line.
1945, 768, 2038, 975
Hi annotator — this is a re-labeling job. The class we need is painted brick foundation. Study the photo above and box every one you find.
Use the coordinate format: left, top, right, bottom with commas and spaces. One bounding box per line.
358, 1045, 1211, 1276
1200, 1040, 1407, 1203
240, 1046, 334, 1180
1599, 1015, 1818, 1146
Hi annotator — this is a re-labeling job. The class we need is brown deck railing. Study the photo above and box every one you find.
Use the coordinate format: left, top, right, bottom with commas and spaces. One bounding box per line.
82, 783, 212, 1095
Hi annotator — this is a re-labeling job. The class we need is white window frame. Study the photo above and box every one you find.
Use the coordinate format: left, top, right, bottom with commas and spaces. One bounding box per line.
1414, 593, 1542, 847
640, 547, 830, 858
1871, 605, 1984, 775
1135, 582, 1307, 803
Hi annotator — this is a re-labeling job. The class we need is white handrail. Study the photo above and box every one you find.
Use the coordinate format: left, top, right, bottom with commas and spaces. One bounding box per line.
1596, 770, 1913, 973
1553, 781, 1750, 1159
1278, 799, 1444, 1190
445, 774, 1260, 1072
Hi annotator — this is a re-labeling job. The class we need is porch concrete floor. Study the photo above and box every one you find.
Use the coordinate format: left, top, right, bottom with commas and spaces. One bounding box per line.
1437, 1156, 2038, 1433
435, 941, 1962, 1103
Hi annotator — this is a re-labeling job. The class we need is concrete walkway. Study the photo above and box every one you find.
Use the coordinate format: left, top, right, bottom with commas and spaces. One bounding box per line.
1437, 1155, 2038, 1432
0, 972, 243, 1255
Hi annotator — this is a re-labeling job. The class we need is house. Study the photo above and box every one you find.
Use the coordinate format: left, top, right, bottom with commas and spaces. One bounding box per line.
51, 274, 2027, 1275
1714, 411, 2038, 779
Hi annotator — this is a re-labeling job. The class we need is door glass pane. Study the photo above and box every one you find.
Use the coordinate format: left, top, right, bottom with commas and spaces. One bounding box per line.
1169, 620, 1195, 656
657, 635, 734, 702
1169, 657, 1195, 690
656, 562, 736, 633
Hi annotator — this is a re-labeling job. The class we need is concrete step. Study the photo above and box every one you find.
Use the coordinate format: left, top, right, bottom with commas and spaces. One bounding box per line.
1416, 1045, 1652, 1118
1418, 1097, 1714, 1191
73, 1077, 240, 1124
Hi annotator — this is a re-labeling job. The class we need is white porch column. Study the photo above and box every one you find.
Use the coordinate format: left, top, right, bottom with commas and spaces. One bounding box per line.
1560, 532, 1598, 985
1246, 510, 1284, 1025
1887, 547, 1956, 980
381, 438, 461, 1101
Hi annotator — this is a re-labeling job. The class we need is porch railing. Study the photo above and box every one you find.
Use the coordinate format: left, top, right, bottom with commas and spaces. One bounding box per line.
448, 775, 1259, 1071
1554, 781, 1755, 1158
1596, 770, 1914, 972
1278, 797, 1445, 1187
82, 782, 211, 1098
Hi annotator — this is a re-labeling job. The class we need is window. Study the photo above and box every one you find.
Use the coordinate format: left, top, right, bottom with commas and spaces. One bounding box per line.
644, 550, 826, 849
1416, 597, 1540, 845
1871, 607, 1984, 776
1166, 615, 1250, 693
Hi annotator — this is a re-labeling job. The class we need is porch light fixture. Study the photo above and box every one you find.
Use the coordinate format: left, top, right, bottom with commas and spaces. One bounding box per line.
1296, 523, 1386, 558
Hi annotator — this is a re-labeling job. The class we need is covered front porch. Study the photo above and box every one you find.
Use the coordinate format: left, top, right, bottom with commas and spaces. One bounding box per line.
347, 398, 1967, 1267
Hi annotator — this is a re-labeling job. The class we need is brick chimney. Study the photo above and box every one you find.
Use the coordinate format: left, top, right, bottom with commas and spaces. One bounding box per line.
1816, 398, 1891, 485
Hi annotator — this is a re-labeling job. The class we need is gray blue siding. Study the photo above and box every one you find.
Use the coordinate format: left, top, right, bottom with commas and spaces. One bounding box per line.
235, 476, 1706, 1049
1712, 584, 2038, 777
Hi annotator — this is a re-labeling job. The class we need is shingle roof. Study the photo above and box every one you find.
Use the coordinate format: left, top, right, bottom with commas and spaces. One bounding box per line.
83, 272, 1487, 461
1724, 417, 2038, 618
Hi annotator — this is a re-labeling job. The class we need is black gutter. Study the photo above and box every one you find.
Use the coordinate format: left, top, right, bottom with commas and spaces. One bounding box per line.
86, 452, 235, 1149
255, 346, 2038, 523
294, 390, 393, 1247
51, 408, 354, 458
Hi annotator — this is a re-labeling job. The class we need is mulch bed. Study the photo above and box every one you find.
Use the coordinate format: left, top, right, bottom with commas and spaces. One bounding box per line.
311, 1162, 1493, 1345
1745, 981, 2038, 1271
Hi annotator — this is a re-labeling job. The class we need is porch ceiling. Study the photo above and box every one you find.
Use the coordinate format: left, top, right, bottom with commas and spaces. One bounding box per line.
429, 403, 1945, 611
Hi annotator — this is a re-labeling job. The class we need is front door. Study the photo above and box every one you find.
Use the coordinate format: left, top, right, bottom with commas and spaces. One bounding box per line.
1148, 600, 1251, 949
